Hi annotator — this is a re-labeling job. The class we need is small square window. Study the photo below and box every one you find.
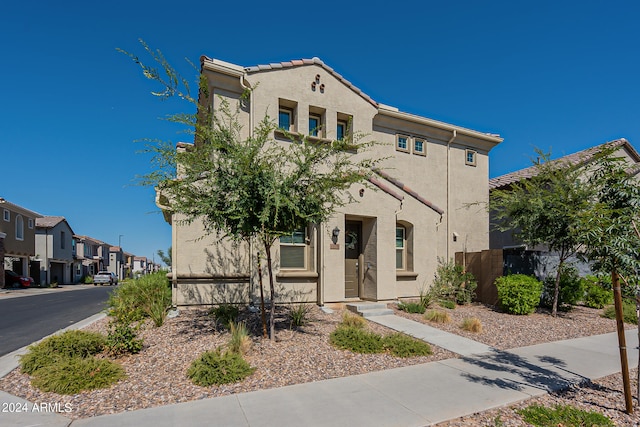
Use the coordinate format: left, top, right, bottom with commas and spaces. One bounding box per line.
3, 209, 9, 222
465, 149, 477, 166
414, 138, 426, 156
396, 134, 410, 153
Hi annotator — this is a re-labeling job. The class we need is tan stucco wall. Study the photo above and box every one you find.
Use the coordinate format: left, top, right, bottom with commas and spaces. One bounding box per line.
171, 60, 500, 305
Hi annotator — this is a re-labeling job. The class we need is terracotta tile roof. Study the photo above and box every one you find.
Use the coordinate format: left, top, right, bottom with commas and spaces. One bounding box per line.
489, 138, 637, 190
373, 169, 444, 215
240, 57, 379, 108
367, 176, 404, 202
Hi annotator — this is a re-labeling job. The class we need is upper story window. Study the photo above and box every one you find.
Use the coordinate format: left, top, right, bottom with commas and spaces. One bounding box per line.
308, 106, 326, 138
28, 218, 33, 229
336, 121, 346, 140
15, 215, 24, 241
396, 134, 410, 153
465, 149, 477, 166
3, 209, 9, 222
414, 138, 426, 156
336, 112, 352, 141
278, 98, 297, 133
279, 228, 307, 269
61, 231, 66, 249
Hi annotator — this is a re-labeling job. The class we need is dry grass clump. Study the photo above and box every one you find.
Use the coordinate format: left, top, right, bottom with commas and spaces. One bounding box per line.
460, 317, 482, 333
424, 310, 451, 324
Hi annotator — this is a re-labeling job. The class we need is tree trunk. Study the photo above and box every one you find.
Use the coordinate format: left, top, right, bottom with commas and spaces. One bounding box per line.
256, 251, 268, 339
612, 269, 634, 414
263, 239, 276, 341
551, 266, 561, 317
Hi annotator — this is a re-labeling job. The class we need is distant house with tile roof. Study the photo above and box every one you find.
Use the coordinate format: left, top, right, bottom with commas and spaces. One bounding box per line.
35, 216, 75, 285
159, 56, 503, 306
0, 199, 40, 287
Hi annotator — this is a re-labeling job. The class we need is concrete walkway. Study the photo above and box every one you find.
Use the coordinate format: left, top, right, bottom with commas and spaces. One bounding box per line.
1, 313, 638, 427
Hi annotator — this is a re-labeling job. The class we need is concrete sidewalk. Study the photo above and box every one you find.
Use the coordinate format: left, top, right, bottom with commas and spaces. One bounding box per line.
0, 316, 638, 427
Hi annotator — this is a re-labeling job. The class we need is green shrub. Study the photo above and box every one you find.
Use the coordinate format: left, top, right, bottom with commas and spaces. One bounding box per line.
602, 299, 638, 324
340, 311, 367, 329
540, 266, 584, 310
83, 275, 93, 284
209, 304, 240, 328
418, 285, 436, 308
288, 303, 313, 327
108, 272, 171, 327
329, 326, 384, 354
438, 300, 456, 310
424, 310, 451, 323
187, 349, 255, 386
431, 258, 477, 305
228, 321, 251, 356
582, 276, 613, 309
106, 321, 143, 356
495, 274, 542, 315
517, 404, 613, 427
20, 330, 106, 375
382, 333, 431, 357
397, 301, 426, 314
30, 357, 125, 395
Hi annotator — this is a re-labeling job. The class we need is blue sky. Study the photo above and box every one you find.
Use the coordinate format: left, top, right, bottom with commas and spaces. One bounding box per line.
2, 1, 639, 264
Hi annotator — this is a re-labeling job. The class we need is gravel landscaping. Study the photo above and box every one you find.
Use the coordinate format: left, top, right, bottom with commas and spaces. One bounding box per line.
1, 302, 639, 426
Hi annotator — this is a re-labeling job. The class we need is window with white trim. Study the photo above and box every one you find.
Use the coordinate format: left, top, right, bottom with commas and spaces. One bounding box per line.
28, 218, 33, 229
308, 106, 326, 138
3, 209, 9, 222
279, 228, 307, 269
278, 98, 297, 133
413, 138, 426, 156
336, 112, 352, 141
465, 149, 477, 166
396, 226, 406, 269
396, 134, 410, 153
15, 215, 24, 241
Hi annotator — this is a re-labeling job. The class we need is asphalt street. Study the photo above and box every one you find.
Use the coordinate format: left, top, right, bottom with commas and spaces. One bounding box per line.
0, 286, 113, 356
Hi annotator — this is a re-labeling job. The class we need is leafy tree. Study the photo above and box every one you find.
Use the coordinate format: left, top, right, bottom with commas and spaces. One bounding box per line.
490, 150, 591, 316
157, 246, 171, 267
576, 151, 640, 414
122, 41, 381, 339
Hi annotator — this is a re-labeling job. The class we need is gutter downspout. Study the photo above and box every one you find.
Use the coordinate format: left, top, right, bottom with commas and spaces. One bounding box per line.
447, 130, 457, 260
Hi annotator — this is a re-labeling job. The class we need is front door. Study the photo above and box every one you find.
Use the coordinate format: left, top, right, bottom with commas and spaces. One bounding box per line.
344, 221, 362, 298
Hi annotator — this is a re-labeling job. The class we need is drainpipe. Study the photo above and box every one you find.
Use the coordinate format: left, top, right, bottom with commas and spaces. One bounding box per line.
446, 130, 457, 260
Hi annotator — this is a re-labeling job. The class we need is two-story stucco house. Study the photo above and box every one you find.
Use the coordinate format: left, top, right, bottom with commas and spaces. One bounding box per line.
73, 235, 110, 282
163, 57, 502, 306
35, 216, 75, 286
0, 199, 39, 287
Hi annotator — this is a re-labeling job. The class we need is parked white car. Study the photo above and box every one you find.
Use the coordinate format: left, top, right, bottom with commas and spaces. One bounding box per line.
93, 271, 118, 286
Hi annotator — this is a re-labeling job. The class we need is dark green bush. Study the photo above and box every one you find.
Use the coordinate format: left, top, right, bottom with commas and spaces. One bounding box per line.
106, 321, 144, 356
495, 274, 542, 315
209, 304, 240, 327
602, 299, 638, 324
431, 258, 477, 305
108, 272, 171, 327
397, 301, 426, 314
540, 266, 584, 310
329, 326, 384, 354
439, 300, 456, 309
382, 333, 431, 357
517, 404, 613, 426
31, 357, 125, 395
20, 330, 106, 375
582, 276, 613, 309
187, 349, 255, 386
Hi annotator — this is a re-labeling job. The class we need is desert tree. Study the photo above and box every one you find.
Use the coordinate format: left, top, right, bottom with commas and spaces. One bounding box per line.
121, 40, 381, 339
490, 150, 591, 317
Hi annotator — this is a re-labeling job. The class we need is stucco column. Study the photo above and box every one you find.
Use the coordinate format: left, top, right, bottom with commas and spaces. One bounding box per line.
0, 232, 6, 288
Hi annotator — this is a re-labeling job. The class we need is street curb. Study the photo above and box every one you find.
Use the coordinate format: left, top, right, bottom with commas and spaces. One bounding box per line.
0, 312, 107, 379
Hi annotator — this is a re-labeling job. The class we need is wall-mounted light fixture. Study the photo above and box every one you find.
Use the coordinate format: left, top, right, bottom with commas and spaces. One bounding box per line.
359, 188, 365, 197
452, 232, 459, 242
331, 226, 340, 244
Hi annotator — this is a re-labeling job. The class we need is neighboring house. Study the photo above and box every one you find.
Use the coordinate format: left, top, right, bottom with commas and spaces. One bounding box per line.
73, 235, 109, 282
35, 216, 75, 285
0, 199, 39, 287
133, 256, 147, 276
488, 138, 640, 277
160, 56, 503, 306
108, 246, 124, 280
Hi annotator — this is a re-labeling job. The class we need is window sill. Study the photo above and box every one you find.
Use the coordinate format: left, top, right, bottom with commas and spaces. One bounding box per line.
396, 271, 418, 279
277, 271, 319, 279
